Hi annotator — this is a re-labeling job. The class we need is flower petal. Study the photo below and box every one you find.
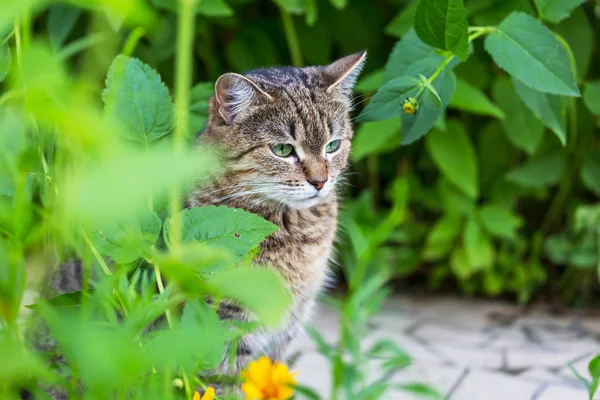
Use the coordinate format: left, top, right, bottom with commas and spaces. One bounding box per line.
271, 363, 297, 386
242, 381, 265, 400
201, 387, 215, 400
246, 357, 273, 389
193, 391, 201, 400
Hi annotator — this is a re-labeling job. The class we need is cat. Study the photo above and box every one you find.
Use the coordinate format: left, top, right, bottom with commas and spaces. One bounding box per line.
188, 50, 366, 392
28, 50, 366, 399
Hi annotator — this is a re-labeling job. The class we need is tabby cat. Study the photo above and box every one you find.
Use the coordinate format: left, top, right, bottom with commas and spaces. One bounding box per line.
188, 51, 366, 383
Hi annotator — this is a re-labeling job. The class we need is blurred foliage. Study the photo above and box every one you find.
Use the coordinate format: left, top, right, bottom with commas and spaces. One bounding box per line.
1, 0, 600, 398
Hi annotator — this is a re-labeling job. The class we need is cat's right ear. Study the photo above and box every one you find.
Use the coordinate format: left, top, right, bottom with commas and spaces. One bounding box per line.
214, 73, 273, 125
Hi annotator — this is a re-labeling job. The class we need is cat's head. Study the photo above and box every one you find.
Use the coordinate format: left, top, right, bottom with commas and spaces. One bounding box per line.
203, 51, 366, 210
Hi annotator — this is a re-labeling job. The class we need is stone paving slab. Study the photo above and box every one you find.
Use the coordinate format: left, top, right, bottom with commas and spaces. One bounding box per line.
290, 295, 600, 399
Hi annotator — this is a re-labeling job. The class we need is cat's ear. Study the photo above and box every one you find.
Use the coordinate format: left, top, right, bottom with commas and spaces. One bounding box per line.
215, 73, 273, 125
324, 50, 367, 95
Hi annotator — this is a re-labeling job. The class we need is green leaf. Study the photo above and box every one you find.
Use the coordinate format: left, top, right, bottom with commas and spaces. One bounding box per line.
414, 0, 469, 60
583, 81, 600, 117
88, 208, 162, 263
396, 383, 442, 399
420, 74, 442, 109
329, 0, 348, 10
383, 29, 461, 84
513, 78, 567, 146
484, 12, 580, 97
352, 119, 401, 162
357, 76, 421, 122
479, 204, 523, 240
581, 154, 600, 197
102, 55, 175, 143
401, 59, 457, 144
450, 247, 472, 279
304, 0, 317, 26
47, 5, 81, 50
165, 206, 278, 263
449, 79, 505, 119
426, 119, 478, 199
0, 43, 11, 83
422, 213, 462, 261
492, 77, 544, 155
205, 266, 290, 327
534, 0, 585, 24
463, 216, 495, 270
197, 0, 234, 16
385, 0, 418, 38
438, 178, 475, 215
274, 0, 305, 14
355, 69, 384, 93
506, 152, 566, 188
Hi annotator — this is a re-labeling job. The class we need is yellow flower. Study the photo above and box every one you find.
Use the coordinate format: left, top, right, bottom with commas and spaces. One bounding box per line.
402, 97, 419, 115
241, 356, 297, 400
193, 387, 215, 400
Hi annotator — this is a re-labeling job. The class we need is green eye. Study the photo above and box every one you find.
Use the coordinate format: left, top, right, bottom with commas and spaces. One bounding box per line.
326, 139, 341, 153
270, 143, 294, 157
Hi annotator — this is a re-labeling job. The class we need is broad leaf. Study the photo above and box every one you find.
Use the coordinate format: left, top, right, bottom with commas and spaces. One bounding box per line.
581, 154, 600, 197
329, 0, 348, 10
352, 119, 401, 162
357, 76, 421, 122
583, 81, 600, 117
506, 152, 566, 189
479, 204, 523, 240
534, 0, 585, 24
89, 208, 162, 263
426, 119, 478, 199
401, 58, 457, 144
414, 0, 469, 60
165, 206, 278, 262
385, 0, 418, 38
47, 5, 81, 49
463, 216, 494, 270
274, 0, 305, 14
205, 266, 290, 327
355, 69, 384, 93
484, 12, 580, 96
513, 78, 567, 146
102, 55, 175, 143
422, 213, 462, 261
383, 29, 461, 84
492, 77, 544, 155
0, 43, 10, 83
449, 79, 504, 119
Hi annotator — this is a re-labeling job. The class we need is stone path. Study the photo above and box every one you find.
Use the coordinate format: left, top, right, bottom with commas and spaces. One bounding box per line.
288, 295, 600, 400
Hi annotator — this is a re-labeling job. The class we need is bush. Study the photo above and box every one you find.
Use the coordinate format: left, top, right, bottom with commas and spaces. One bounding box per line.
0, 0, 599, 399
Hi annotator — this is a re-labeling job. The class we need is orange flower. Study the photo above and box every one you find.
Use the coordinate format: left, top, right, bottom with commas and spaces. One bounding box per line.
193, 387, 215, 400
241, 356, 297, 400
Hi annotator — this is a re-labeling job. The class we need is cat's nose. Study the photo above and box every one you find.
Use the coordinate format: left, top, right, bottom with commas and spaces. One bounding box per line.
308, 178, 328, 191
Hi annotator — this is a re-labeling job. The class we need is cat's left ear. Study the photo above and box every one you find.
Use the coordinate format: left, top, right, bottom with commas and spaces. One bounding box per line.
324, 50, 367, 95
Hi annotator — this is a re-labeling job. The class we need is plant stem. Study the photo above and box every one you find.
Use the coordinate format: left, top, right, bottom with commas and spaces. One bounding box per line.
81, 229, 112, 276
279, 8, 303, 67
170, 0, 198, 247
428, 54, 454, 83
122, 27, 146, 57
154, 262, 173, 327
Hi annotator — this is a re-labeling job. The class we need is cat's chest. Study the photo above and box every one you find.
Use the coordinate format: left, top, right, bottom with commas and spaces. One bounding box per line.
257, 206, 338, 292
